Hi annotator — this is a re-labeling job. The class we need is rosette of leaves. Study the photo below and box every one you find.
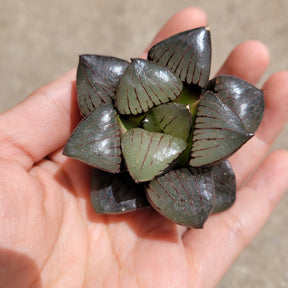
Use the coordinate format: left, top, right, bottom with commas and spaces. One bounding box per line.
63, 27, 264, 228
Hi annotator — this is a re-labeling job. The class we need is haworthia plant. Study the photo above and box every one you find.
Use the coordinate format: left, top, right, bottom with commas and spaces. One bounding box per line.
63, 26, 264, 228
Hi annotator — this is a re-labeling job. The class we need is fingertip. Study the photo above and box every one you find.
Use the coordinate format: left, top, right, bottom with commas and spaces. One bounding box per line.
256, 70, 288, 144
156, 6, 208, 39
266, 149, 288, 168
176, 7, 208, 26
262, 70, 288, 90
246, 40, 270, 67
216, 40, 270, 85
262, 70, 288, 106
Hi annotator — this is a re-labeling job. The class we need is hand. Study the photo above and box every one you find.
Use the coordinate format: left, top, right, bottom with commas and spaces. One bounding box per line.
1, 7, 288, 288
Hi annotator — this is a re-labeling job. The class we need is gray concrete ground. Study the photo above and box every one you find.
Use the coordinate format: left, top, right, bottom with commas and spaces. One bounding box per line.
1, 0, 288, 287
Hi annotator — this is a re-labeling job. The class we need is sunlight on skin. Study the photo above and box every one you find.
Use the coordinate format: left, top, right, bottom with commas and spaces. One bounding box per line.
0, 7, 288, 288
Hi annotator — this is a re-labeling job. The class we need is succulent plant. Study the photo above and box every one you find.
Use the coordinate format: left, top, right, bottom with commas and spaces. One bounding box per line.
63, 27, 264, 228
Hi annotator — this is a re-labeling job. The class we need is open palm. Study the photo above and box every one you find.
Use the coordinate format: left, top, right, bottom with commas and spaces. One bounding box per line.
1, 7, 288, 288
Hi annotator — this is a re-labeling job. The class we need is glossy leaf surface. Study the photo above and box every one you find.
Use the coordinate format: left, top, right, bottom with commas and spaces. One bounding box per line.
189, 90, 254, 167
90, 169, 150, 214
115, 58, 183, 115
206, 75, 264, 133
121, 128, 187, 182
63, 104, 121, 173
77, 55, 129, 116
148, 27, 211, 87
146, 166, 215, 228
211, 160, 236, 213
152, 102, 192, 140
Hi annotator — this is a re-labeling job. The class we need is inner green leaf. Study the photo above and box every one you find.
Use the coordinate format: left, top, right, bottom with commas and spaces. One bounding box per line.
151, 102, 192, 141
121, 128, 187, 182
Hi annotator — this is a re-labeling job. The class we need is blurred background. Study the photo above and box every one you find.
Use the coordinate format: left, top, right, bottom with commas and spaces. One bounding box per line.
1, 0, 287, 287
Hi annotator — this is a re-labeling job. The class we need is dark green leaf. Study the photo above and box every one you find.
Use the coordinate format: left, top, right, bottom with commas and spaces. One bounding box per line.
115, 58, 183, 115
189, 91, 253, 167
148, 27, 211, 87
205, 75, 264, 133
211, 160, 236, 213
121, 128, 187, 182
146, 166, 215, 228
77, 55, 129, 116
63, 104, 121, 173
90, 169, 150, 214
